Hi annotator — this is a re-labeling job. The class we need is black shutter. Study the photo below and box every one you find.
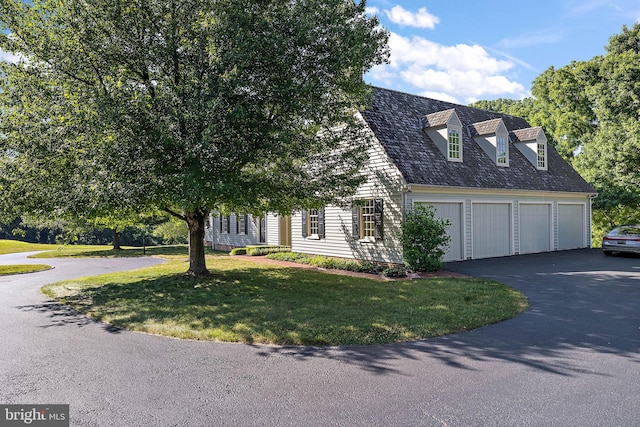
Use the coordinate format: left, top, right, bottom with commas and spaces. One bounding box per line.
226, 216, 231, 234
242, 214, 248, 234
318, 208, 325, 239
235, 214, 239, 234
374, 198, 384, 241
219, 213, 223, 233
352, 205, 359, 239
301, 210, 307, 237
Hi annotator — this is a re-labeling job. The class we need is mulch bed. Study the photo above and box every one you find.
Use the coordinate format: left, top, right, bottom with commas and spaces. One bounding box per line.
234, 255, 468, 281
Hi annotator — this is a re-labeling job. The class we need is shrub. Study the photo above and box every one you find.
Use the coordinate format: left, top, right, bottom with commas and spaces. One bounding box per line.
245, 245, 291, 256
358, 261, 386, 274
381, 266, 407, 278
229, 248, 247, 256
401, 205, 450, 272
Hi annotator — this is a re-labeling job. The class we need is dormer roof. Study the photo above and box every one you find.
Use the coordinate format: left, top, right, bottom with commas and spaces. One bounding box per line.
423, 109, 456, 129
358, 87, 595, 194
468, 118, 505, 137
510, 127, 544, 142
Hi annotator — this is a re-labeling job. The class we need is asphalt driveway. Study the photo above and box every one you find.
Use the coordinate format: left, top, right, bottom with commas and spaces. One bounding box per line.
1, 249, 638, 426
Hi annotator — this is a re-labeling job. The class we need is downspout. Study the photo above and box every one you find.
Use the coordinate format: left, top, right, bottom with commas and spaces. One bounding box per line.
589, 193, 598, 249
401, 185, 411, 263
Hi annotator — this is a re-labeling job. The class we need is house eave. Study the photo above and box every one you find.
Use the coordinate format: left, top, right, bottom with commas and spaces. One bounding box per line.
405, 183, 597, 198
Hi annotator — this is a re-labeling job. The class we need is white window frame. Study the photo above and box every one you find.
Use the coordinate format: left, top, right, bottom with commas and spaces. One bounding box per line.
537, 142, 547, 169
448, 129, 461, 161
307, 209, 319, 239
359, 200, 376, 240
496, 135, 508, 166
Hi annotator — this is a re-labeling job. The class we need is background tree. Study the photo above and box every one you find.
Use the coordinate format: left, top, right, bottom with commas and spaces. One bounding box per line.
0, 0, 389, 275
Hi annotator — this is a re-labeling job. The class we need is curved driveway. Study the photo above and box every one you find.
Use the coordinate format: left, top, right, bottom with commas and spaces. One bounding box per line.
1, 249, 638, 426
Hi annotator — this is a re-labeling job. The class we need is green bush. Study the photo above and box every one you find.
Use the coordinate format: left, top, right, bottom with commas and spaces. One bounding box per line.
401, 205, 450, 272
381, 266, 407, 278
229, 248, 247, 256
245, 245, 291, 256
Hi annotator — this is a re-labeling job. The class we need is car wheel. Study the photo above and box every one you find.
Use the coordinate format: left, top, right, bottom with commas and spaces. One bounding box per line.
603, 250, 613, 256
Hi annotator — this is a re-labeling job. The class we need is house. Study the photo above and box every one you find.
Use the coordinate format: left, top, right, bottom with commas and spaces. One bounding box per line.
207, 87, 596, 263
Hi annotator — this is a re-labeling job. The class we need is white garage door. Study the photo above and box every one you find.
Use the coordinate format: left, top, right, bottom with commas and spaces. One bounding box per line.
519, 204, 551, 254
421, 202, 463, 262
558, 204, 584, 250
473, 203, 511, 258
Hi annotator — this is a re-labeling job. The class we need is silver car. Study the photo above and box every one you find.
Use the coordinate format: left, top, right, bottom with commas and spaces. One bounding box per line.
602, 224, 640, 256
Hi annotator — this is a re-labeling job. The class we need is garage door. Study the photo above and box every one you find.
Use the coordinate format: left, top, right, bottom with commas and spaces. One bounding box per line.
558, 204, 584, 250
421, 202, 463, 262
473, 203, 511, 258
519, 204, 551, 254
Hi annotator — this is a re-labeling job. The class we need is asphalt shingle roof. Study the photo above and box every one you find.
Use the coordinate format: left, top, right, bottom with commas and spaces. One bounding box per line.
360, 87, 595, 194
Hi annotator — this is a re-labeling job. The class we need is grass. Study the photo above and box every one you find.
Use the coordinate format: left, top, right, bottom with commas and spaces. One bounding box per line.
42, 255, 528, 346
29, 244, 195, 259
0, 240, 61, 255
0, 239, 204, 259
0, 264, 52, 275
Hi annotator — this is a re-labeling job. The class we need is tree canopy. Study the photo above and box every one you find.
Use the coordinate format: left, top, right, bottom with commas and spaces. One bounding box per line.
0, 0, 389, 275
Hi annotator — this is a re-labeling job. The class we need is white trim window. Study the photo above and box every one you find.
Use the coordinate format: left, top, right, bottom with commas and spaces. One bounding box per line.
301, 208, 325, 239
537, 142, 546, 169
497, 135, 508, 165
448, 129, 461, 161
352, 199, 383, 241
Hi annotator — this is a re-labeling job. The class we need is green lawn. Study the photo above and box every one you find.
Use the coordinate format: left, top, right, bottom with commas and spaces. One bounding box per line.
0, 264, 52, 275
0, 240, 61, 255
0, 239, 197, 258
42, 255, 528, 346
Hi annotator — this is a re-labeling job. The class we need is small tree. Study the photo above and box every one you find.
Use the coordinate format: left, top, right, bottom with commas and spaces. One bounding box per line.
401, 205, 450, 272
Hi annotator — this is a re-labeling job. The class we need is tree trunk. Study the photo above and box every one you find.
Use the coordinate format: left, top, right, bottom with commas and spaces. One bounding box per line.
184, 209, 209, 276
112, 228, 122, 250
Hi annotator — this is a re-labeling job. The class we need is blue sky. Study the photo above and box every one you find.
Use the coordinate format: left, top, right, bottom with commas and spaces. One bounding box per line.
365, 0, 640, 104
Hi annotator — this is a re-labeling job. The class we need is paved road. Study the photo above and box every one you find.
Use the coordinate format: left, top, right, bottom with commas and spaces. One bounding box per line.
1, 249, 638, 426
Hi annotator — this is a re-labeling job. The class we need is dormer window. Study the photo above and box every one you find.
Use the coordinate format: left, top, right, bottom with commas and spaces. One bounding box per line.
469, 118, 509, 167
537, 141, 546, 169
497, 135, 508, 165
423, 109, 463, 162
448, 129, 461, 160
511, 127, 548, 171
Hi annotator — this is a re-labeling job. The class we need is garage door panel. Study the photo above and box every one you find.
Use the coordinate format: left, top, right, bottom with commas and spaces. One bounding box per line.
473, 203, 511, 258
558, 204, 584, 250
422, 202, 463, 262
520, 204, 551, 254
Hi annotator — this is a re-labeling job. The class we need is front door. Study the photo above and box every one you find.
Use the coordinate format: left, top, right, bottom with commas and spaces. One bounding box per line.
279, 216, 292, 246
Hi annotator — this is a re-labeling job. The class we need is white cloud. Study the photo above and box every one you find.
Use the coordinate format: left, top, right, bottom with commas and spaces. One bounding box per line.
419, 91, 458, 104
367, 32, 527, 103
385, 6, 439, 29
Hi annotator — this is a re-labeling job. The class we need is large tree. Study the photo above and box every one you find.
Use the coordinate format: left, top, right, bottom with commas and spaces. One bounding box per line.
0, 0, 389, 275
